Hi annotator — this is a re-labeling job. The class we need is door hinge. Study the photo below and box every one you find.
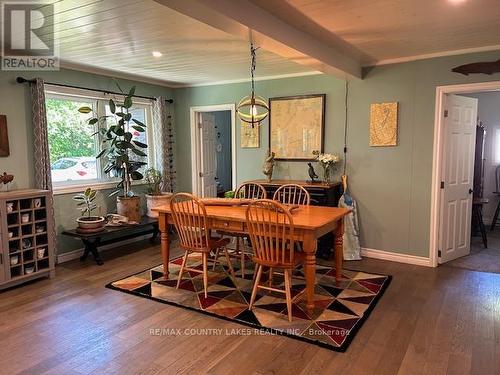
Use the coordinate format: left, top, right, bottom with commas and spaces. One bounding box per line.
440, 181, 445, 189
438, 250, 442, 258
199, 172, 204, 178
444, 110, 449, 118
198, 122, 203, 128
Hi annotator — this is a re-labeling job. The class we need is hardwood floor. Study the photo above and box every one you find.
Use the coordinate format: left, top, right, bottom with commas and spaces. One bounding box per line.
1, 240, 500, 375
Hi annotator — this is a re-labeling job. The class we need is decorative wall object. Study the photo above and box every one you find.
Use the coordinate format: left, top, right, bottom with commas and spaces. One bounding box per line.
369, 102, 398, 147
269, 94, 325, 160
452, 59, 500, 76
0, 115, 9, 156
241, 120, 260, 148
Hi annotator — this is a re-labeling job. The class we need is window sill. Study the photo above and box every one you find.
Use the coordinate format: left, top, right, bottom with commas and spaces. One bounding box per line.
53, 181, 145, 196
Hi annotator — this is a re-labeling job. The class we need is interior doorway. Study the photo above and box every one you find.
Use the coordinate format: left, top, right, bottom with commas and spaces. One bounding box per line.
190, 104, 236, 197
431, 81, 500, 269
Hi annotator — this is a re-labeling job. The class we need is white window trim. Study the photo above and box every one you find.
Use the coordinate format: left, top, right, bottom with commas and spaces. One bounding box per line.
45, 85, 155, 194
53, 180, 146, 196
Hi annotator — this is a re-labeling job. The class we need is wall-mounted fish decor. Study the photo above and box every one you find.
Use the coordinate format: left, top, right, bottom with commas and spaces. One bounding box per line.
452, 59, 500, 76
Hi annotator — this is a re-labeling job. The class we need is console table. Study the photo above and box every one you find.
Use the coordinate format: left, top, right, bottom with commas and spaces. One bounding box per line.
248, 179, 341, 206
248, 179, 342, 258
62, 216, 159, 265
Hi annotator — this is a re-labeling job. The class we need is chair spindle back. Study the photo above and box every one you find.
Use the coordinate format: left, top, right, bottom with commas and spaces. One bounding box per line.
273, 184, 310, 205
170, 193, 210, 251
235, 182, 267, 199
246, 199, 296, 266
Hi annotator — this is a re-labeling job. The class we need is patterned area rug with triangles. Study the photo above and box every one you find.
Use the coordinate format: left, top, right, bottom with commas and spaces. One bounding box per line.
106, 255, 391, 352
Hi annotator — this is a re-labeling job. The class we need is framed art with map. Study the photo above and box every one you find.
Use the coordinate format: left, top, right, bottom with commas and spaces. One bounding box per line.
269, 94, 325, 160
241, 120, 260, 148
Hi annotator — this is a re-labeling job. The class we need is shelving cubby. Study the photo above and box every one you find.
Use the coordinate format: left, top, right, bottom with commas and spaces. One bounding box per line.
1, 189, 55, 288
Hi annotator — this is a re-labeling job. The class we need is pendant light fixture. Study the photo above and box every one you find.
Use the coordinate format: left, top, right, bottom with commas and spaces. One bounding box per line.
237, 36, 269, 128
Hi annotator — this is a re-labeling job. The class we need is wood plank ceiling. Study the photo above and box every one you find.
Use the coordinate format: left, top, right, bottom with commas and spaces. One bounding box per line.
253, 0, 500, 65
7, 0, 500, 85
34, 0, 315, 86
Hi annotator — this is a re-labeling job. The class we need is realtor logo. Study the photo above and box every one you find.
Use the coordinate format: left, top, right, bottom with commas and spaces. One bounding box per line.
1, 1, 59, 70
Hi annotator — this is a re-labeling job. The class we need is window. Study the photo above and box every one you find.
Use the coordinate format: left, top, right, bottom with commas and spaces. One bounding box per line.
45, 86, 155, 192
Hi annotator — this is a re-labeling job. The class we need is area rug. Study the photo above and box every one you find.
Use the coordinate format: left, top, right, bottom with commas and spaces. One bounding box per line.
106, 255, 391, 352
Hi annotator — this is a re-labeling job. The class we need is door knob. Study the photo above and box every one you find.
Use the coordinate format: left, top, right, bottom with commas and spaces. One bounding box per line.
469, 188, 473, 194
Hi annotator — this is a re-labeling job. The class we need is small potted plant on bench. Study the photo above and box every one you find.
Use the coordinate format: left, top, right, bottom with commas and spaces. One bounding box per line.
144, 167, 172, 218
73, 188, 105, 233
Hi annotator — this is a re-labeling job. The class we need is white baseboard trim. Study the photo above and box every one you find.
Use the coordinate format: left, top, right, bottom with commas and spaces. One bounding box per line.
57, 234, 152, 264
361, 247, 433, 267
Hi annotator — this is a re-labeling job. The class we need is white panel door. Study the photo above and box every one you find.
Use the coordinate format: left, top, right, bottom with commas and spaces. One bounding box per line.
200, 113, 218, 198
439, 94, 478, 263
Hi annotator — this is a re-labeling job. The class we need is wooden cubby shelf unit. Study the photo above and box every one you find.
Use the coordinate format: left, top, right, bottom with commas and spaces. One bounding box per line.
1, 189, 55, 289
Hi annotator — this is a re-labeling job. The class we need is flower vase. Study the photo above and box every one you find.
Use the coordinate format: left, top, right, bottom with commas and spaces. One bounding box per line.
322, 164, 333, 183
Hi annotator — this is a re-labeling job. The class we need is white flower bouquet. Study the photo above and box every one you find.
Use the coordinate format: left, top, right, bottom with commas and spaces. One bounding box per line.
313, 151, 341, 183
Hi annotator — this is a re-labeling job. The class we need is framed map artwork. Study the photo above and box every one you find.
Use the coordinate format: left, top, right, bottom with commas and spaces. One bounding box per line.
269, 94, 325, 160
241, 120, 260, 148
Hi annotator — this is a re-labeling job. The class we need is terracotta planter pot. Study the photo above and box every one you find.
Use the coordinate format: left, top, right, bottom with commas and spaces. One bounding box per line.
116, 196, 141, 222
76, 216, 106, 234
146, 193, 173, 218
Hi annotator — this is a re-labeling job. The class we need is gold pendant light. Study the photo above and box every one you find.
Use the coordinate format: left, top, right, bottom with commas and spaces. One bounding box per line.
237, 40, 269, 128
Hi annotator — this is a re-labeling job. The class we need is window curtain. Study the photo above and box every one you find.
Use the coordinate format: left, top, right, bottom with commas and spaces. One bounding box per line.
152, 97, 176, 192
31, 78, 57, 257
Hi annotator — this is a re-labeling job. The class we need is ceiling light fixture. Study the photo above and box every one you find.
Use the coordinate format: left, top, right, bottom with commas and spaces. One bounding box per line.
237, 34, 269, 128
152, 51, 162, 57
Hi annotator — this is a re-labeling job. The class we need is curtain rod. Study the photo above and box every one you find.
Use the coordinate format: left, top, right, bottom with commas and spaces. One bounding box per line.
16, 77, 174, 103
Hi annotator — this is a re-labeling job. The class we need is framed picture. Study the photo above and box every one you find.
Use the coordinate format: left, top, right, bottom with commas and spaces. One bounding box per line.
0, 115, 9, 157
369, 102, 398, 147
240, 120, 260, 148
269, 94, 325, 161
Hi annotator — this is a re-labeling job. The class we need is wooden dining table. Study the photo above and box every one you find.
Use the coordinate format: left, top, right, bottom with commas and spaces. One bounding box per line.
154, 203, 351, 312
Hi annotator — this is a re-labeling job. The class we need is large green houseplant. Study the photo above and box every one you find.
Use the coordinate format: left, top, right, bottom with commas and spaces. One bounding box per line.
79, 85, 147, 222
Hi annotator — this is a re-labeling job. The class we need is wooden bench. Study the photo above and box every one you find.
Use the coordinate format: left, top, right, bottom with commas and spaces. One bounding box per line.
62, 216, 159, 265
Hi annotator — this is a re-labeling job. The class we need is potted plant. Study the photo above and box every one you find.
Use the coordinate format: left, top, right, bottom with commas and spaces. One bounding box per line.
144, 167, 173, 218
79, 85, 147, 222
73, 188, 105, 233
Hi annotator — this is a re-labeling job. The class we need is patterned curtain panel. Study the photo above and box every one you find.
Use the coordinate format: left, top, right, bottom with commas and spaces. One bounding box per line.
152, 97, 176, 192
30, 78, 57, 257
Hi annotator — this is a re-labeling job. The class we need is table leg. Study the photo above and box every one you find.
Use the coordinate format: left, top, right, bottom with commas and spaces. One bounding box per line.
477, 205, 488, 248
303, 233, 317, 313
160, 217, 170, 280
150, 223, 159, 243
334, 219, 344, 282
82, 238, 103, 266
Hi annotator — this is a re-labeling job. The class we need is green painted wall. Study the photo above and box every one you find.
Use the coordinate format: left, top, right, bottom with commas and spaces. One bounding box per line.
174, 50, 500, 258
0, 69, 172, 254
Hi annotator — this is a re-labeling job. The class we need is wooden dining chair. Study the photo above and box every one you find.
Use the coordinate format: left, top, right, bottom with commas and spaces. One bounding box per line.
246, 199, 304, 322
215, 182, 267, 278
170, 193, 237, 297
273, 184, 311, 206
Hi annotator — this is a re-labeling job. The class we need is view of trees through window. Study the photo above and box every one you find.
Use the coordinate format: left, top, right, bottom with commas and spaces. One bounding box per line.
46, 94, 152, 186
46, 98, 97, 182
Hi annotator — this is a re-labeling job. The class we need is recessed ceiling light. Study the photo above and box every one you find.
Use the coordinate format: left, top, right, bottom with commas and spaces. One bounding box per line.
448, 0, 467, 4
152, 51, 162, 57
